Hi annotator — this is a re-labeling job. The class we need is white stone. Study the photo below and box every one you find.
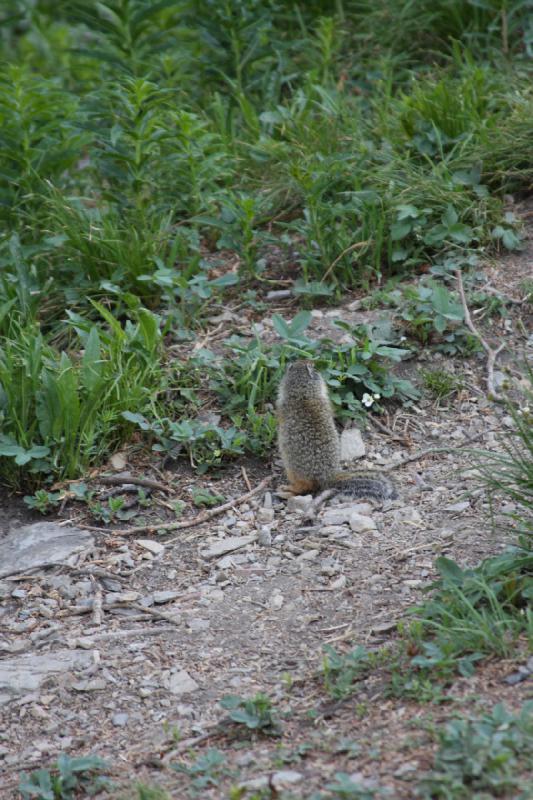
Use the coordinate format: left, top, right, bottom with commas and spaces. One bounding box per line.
349, 513, 377, 533
135, 539, 165, 555
200, 535, 256, 559
0, 649, 98, 704
340, 428, 366, 461
167, 670, 199, 696
286, 495, 313, 514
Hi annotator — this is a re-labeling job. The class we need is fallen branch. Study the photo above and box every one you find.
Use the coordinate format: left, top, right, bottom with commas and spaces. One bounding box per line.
98, 473, 171, 493
384, 431, 486, 470
456, 269, 505, 401
82, 477, 271, 536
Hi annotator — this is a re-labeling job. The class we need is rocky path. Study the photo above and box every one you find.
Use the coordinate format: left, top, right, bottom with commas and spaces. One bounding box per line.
1, 218, 531, 798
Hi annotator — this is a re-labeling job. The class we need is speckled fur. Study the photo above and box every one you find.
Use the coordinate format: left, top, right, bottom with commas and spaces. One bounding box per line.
277, 360, 397, 500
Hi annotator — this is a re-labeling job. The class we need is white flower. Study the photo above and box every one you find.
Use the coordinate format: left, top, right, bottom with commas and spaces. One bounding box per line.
361, 393, 374, 408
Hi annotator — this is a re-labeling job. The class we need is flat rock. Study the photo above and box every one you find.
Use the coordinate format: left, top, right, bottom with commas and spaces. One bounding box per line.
200, 535, 256, 559
0, 523, 94, 579
0, 649, 97, 705
349, 513, 377, 533
166, 670, 199, 695
340, 428, 366, 460
286, 495, 313, 514
135, 539, 165, 556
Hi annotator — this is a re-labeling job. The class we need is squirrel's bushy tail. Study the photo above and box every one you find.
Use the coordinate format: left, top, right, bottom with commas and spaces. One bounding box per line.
331, 472, 397, 501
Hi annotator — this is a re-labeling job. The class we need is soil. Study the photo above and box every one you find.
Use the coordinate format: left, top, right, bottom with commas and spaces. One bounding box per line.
0, 203, 532, 799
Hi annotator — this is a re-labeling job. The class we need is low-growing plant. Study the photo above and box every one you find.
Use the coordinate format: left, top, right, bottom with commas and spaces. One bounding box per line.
18, 753, 110, 800
418, 702, 533, 799
408, 554, 533, 677
473, 374, 533, 541
0, 304, 163, 486
23, 489, 63, 514
421, 368, 464, 400
220, 693, 282, 736
171, 748, 231, 796
321, 645, 371, 700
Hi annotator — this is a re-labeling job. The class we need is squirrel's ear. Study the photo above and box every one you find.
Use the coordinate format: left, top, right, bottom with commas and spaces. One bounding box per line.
305, 362, 314, 378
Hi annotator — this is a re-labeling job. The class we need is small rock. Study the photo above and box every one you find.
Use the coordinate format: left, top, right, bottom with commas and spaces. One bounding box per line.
112, 713, 129, 727
330, 575, 347, 590
167, 670, 199, 696
71, 679, 107, 692
271, 770, 303, 790
263, 492, 273, 509
403, 579, 424, 588
110, 453, 127, 470
257, 508, 274, 524
269, 591, 284, 610
340, 429, 366, 461
393, 507, 424, 525
135, 539, 165, 556
444, 501, 470, 513
200, 535, 256, 560
188, 618, 210, 633
153, 591, 181, 605
321, 509, 350, 526
257, 527, 272, 547
298, 549, 320, 561
319, 525, 350, 538
286, 495, 313, 514
349, 513, 377, 533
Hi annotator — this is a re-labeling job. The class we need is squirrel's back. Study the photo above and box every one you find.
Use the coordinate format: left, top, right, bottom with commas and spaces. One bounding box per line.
277, 360, 397, 501
277, 360, 340, 493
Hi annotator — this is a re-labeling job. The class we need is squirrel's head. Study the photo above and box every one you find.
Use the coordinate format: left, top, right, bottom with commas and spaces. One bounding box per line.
278, 360, 329, 403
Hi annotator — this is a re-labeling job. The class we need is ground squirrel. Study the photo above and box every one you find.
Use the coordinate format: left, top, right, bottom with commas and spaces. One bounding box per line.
277, 360, 397, 501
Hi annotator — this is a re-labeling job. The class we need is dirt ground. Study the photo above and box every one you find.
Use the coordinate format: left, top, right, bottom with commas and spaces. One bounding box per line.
1, 205, 532, 799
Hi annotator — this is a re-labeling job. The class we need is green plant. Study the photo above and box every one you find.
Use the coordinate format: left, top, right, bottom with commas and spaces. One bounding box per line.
220, 693, 282, 736
473, 375, 533, 541
18, 754, 110, 800
322, 645, 371, 700
136, 785, 171, 800
171, 748, 230, 796
408, 554, 533, 679
0, 304, 163, 486
23, 489, 63, 514
418, 703, 533, 799
421, 368, 464, 400
325, 772, 381, 799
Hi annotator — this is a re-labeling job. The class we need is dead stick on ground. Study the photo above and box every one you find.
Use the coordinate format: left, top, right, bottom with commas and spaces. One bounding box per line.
81, 477, 271, 536
98, 474, 171, 493
456, 269, 505, 401
383, 431, 485, 470
240, 465, 252, 492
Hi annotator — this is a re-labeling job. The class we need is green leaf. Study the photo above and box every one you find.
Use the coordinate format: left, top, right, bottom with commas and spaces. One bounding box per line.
435, 556, 465, 584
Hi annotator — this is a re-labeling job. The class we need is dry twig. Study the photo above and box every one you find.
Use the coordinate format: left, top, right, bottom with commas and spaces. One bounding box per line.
81, 477, 271, 536
456, 269, 505, 401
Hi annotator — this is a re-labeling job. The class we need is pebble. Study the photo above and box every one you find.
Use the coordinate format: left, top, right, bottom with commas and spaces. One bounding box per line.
349, 513, 377, 533
257, 507, 274, 524
271, 770, 303, 790
340, 428, 366, 460
319, 525, 350, 538
286, 495, 313, 514
443, 501, 470, 513
135, 539, 165, 556
167, 670, 199, 696
257, 527, 272, 547
153, 591, 182, 605
188, 618, 210, 633
112, 713, 129, 727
